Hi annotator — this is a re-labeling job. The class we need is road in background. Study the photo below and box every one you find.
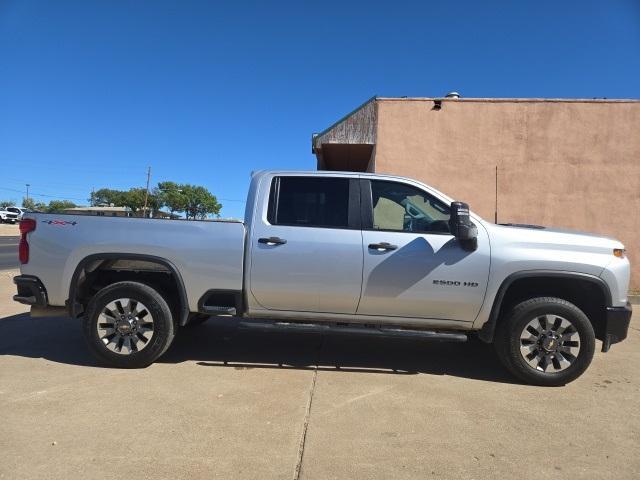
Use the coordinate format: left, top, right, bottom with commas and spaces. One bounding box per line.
0, 236, 19, 270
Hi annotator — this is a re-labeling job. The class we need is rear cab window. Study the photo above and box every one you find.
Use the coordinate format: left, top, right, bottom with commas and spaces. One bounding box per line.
267, 176, 354, 229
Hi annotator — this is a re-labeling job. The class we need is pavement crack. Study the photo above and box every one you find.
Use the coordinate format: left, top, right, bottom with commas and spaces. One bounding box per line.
292, 335, 324, 480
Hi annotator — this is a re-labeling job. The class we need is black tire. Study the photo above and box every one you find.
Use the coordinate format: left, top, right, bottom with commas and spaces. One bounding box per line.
494, 297, 595, 386
83, 281, 176, 368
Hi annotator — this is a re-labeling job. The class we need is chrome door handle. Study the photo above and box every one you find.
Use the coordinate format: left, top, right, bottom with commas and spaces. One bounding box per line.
368, 242, 398, 251
258, 237, 287, 245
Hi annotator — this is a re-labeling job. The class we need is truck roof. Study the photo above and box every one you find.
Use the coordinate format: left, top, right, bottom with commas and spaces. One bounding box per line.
250, 169, 417, 182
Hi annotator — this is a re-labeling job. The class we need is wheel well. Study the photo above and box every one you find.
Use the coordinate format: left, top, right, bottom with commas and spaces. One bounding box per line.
69, 256, 189, 325
490, 276, 608, 341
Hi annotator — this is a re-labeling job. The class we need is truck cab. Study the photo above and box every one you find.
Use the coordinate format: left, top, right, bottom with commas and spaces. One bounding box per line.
244, 171, 489, 329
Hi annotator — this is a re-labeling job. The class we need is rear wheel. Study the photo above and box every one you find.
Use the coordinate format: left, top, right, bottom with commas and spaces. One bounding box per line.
83, 281, 176, 368
494, 297, 595, 386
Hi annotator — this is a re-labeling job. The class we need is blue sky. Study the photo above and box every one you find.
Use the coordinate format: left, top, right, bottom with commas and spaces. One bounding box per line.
1, 0, 639, 218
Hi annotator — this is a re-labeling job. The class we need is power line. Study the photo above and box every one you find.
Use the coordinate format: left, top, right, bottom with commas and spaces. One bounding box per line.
0, 186, 88, 202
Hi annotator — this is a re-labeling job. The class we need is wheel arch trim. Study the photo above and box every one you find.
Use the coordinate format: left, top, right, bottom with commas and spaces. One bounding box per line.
478, 270, 612, 343
67, 253, 190, 326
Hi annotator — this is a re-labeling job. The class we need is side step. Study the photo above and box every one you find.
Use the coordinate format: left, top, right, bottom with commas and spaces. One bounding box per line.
201, 306, 237, 316
237, 320, 468, 342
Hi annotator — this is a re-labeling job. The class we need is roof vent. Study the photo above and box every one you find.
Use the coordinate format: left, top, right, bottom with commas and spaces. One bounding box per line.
445, 91, 461, 99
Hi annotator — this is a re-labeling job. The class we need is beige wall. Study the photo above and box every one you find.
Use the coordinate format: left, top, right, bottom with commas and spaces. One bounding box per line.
373, 99, 640, 290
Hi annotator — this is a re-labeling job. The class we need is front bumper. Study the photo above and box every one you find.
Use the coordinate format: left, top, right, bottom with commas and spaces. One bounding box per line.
602, 302, 632, 352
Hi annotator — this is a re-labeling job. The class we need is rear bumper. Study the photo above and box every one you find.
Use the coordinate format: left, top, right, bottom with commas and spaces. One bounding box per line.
602, 302, 632, 352
14, 275, 69, 318
13, 275, 48, 306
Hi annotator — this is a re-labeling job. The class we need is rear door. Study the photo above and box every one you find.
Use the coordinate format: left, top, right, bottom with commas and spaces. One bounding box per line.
249, 175, 364, 314
357, 179, 490, 322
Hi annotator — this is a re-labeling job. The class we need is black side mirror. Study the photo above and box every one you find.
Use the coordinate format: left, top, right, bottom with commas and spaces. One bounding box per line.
449, 201, 478, 250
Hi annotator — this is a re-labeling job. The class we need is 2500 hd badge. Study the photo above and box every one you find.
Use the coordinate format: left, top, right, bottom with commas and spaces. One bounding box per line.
433, 280, 479, 287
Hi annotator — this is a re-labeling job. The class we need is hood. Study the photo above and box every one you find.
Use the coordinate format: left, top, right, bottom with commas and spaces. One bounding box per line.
485, 222, 625, 251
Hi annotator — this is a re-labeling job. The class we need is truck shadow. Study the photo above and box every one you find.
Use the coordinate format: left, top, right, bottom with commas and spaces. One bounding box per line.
0, 313, 518, 384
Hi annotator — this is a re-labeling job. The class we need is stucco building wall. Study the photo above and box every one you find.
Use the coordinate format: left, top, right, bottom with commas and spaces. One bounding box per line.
314, 98, 640, 290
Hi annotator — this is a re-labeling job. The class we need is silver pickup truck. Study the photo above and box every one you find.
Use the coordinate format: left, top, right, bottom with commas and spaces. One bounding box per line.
13, 170, 632, 385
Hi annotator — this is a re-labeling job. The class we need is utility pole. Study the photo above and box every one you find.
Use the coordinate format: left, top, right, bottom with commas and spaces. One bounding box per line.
26, 184, 30, 202
143, 166, 151, 218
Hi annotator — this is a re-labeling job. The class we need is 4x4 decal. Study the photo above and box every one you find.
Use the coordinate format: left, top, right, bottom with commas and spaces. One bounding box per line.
42, 220, 78, 226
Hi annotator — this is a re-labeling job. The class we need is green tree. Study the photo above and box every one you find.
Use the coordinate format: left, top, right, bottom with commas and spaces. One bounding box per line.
147, 188, 164, 217
0, 200, 15, 208
90, 188, 125, 207
34, 202, 47, 212
120, 188, 148, 214
90, 181, 221, 219
46, 200, 77, 213
157, 182, 185, 217
181, 184, 222, 220
21, 197, 35, 210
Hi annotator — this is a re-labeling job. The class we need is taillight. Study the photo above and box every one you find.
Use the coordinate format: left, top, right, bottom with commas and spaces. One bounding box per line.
20, 218, 36, 235
19, 240, 29, 264
19, 219, 36, 264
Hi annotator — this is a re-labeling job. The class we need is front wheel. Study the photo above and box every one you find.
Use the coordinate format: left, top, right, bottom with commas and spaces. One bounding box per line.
494, 297, 595, 386
82, 281, 176, 368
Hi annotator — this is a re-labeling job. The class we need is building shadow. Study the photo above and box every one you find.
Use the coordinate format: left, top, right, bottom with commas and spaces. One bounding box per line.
0, 313, 520, 384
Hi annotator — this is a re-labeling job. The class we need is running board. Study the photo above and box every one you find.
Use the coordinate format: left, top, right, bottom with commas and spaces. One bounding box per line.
237, 321, 468, 342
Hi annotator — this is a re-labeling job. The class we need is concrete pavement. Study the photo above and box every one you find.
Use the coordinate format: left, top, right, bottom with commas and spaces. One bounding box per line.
0, 270, 638, 479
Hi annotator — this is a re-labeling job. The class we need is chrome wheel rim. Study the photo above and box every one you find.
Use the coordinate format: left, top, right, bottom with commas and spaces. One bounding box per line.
97, 298, 154, 355
519, 314, 580, 373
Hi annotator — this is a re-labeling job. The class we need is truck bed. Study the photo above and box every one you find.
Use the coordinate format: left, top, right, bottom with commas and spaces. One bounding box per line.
21, 214, 246, 311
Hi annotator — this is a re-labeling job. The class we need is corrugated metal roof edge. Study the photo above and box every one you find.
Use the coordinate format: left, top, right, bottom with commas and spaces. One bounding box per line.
312, 95, 378, 149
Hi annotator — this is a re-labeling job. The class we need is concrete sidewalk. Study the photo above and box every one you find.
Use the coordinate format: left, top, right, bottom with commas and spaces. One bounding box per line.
1, 270, 638, 479
0, 223, 19, 237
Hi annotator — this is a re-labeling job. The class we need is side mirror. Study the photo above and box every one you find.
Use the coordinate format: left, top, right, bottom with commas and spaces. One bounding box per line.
449, 201, 478, 251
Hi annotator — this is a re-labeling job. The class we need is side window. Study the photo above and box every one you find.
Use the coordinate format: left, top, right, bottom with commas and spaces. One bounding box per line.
268, 177, 350, 228
370, 180, 451, 234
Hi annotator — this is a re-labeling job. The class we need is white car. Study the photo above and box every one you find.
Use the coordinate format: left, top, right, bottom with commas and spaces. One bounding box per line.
0, 208, 19, 223
5, 206, 27, 221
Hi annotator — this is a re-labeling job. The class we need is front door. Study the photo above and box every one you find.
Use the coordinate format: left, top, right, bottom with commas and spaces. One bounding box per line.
249, 175, 364, 314
357, 179, 490, 322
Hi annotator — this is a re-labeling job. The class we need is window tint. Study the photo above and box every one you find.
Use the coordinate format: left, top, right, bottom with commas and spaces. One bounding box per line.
270, 177, 350, 228
371, 180, 450, 234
